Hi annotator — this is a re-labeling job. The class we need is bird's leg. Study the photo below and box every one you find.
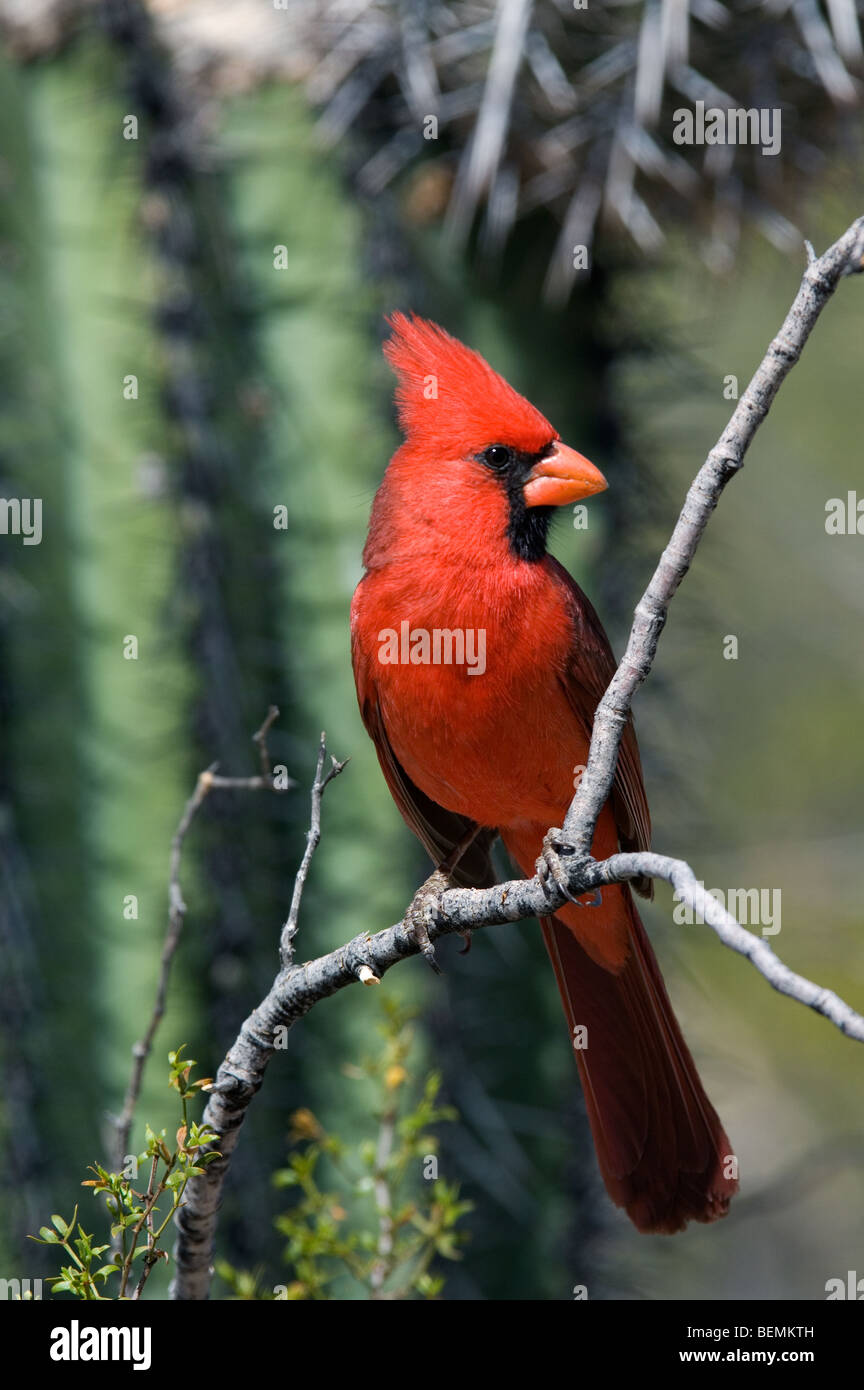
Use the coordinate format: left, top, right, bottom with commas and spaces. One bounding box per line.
537, 828, 602, 908
437, 825, 483, 957
404, 825, 487, 966
402, 868, 451, 974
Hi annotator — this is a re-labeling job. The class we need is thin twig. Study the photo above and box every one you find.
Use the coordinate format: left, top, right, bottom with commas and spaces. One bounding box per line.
253, 704, 281, 779
112, 708, 290, 1170
562, 213, 864, 855
279, 733, 349, 967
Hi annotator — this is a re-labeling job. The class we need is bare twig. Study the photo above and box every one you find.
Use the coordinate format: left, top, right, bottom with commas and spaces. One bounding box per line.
112, 708, 291, 1170
252, 704, 281, 781
171, 216, 864, 1299
279, 734, 349, 967
592, 853, 864, 1040
562, 214, 864, 856
112, 773, 211, 1173
172, 735, 352, 1300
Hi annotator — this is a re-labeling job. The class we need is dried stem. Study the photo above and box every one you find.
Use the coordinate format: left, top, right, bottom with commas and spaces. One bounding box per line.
113, 708, 290, 1170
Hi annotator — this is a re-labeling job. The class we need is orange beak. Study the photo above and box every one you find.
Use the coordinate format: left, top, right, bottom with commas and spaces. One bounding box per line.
522, 441, 608, 508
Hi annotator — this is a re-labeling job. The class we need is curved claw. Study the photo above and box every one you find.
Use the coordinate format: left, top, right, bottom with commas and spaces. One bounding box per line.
537, 830, 601, 908
420, 941, 443, 975
403, 868, 450, 974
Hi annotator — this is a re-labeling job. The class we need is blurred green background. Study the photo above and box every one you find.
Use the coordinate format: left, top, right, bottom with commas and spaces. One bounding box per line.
0, 0, 862, 1300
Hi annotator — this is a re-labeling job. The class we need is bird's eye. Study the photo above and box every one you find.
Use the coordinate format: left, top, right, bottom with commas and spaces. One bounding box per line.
482, 445, 512, 470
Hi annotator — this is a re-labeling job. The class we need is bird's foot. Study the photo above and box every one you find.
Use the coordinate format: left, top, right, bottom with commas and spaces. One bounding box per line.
536, 829, 602, 908
402, 868, 451, 974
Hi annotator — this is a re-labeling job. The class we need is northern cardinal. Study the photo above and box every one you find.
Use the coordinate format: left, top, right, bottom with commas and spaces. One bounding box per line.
351, 313, 737, 1233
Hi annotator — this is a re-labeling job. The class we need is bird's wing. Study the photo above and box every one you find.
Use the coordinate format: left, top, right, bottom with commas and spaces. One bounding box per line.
351, 616, 497, 890
546, 555, 653, 897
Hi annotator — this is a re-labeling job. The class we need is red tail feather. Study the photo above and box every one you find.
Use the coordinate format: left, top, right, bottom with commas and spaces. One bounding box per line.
540, 895, 737, 1234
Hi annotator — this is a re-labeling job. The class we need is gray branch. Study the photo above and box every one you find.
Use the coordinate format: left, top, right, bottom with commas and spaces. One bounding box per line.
170, 216, 864, 1300
562, 212, 864, 854
279, 733, 348, 967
